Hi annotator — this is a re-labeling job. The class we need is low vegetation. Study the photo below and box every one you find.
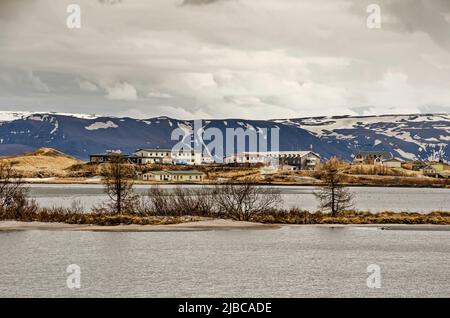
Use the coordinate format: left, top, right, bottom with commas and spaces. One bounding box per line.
1, 159, 449, 226
251, 209, 450, 225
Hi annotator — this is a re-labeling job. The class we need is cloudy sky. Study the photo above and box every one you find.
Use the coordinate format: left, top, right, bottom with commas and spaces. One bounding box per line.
1, 0, 450, 119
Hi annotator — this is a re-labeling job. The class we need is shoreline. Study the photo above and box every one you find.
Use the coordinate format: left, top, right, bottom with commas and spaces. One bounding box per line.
0, 219, 280, 232
21, 178, 450, 189
1, 219, 449, 232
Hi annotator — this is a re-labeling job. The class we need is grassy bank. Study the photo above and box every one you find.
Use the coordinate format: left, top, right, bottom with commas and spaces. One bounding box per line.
1, 205, 449, 226
0, 203, 201, 226
251, 209, 450, 225
2, 158, 449, 226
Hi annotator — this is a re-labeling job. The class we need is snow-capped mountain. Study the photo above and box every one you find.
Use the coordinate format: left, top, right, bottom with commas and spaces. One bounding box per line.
0, 111, 448, 162
274, 114, 450, 162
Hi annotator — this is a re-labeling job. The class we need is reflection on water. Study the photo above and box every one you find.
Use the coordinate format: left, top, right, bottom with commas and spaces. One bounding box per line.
0, 226, 449, 297
27, 184, 450, 213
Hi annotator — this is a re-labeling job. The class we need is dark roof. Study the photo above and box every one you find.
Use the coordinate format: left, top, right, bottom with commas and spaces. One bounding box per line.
169, 170, 204, 175
356, 151, 392, 158
135, 148, 172, 152
90, 153, 124, 157
146, 170, 204, 175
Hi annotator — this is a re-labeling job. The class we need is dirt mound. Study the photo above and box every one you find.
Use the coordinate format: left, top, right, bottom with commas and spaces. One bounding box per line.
0, 147, 83, 178
25, 147, 78, 159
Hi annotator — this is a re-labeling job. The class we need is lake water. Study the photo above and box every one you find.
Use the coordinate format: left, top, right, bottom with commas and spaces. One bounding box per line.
0, 226, 449, 297
27, 184, 450, 213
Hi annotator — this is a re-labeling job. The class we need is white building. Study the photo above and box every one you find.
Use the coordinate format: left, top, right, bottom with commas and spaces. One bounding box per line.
171, 150, 201, 165
382, 158, 402, 168
142, 170, 205, 182
133, 148, 213, 165
224, 151, 320, 169
134, 148, 172, 164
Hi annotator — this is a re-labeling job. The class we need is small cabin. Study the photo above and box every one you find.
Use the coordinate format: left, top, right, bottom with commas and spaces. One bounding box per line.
89, 153, 126, 163
142, 170, 205, 182
353, 151, 392, 165
422, 165, 438, 177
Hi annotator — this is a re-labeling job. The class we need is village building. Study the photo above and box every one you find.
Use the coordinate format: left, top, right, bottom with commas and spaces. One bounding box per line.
382, 158, 402, 168
278, 151, 320, 169
141, 170, 205, 182
89, 148, 214, 165
134, 148, 172, 164
353, 151, 392, 165
171, 150, 214, 165
89, 151, 126, 163
89, 153, 113, 163
422, 165, 438, 177
411, 161, 427, 171
134, 148, 214, 165
422, 163, 449, 178
224, 151, 320, 170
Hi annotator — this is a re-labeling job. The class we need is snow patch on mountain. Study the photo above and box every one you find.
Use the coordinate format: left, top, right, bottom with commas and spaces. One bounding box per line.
0, 111, 98, 122
274, 114, 449, 161
0, 111, 34, 122
176, 122, 193, 148
50, 120, 59, 135
85, 121, 118, 131
395, 148, 417, 160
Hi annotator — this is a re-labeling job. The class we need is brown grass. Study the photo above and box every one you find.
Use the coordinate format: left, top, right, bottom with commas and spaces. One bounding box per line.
0, 202, 199, 226
252, 209, 450, 225
344, 164, 419, 177
2, 200, 449, 226
0, 147, 82, 178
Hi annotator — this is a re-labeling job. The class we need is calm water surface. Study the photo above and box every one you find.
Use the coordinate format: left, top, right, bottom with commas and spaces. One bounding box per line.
0, 226, 449, 297
27, 184, 450, 213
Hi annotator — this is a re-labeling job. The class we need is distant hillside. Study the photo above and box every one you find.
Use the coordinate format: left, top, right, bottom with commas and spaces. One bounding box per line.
274, 113, 450, 162
0, 147, 82, 178
0, 112, 448, 162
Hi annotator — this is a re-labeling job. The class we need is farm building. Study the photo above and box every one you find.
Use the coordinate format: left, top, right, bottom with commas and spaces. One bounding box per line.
353, 151, 392, 165
141, 170, 205, 182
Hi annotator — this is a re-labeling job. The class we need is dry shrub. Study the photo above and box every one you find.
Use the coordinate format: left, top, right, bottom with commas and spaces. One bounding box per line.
137, 186, 216, 216
214, 182, 282, 221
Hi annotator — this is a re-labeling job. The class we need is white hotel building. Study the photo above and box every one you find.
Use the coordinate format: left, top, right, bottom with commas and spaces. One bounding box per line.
224, 151, 320, 169
133, 148, 213, 165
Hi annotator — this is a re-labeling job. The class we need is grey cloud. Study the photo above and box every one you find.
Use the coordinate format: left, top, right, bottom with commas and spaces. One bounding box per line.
181, 0, 228, 6
98, 0, 123, 5
0, 0, 449, 119
418, 105, 450, 114
352, 0, 450, 50
387, 0, 450, 50
349, 106, 375, 116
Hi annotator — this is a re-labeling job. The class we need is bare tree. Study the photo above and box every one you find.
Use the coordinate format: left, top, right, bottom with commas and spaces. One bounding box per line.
100, 154, 137, 214
0, 162, 29, 212
314, 157, 354, 216
215, 180, 282, 221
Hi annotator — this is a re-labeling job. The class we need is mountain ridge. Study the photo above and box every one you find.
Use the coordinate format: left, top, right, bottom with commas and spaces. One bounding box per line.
0, 111, 448, 162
